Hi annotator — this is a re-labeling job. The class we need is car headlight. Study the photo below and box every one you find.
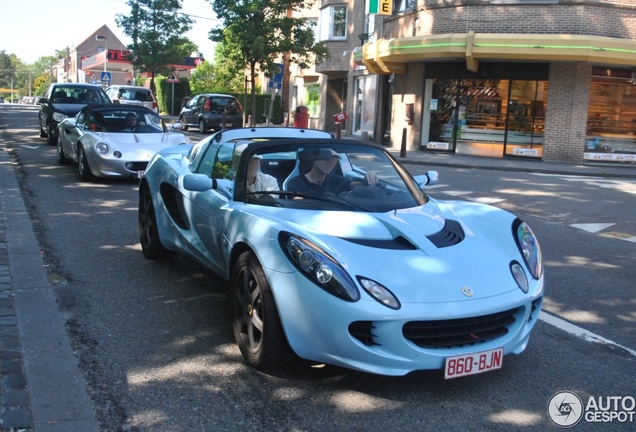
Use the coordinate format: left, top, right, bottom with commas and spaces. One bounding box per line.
279, 232, 359, 302
95, 142, 110, 155
52, 112, 67, 122
357, 277, 400, 309
513, 219, 543, 280
510, 261, 529, 293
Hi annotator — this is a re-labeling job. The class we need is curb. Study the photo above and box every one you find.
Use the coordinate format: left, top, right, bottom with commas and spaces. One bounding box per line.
0, 129, 99, 432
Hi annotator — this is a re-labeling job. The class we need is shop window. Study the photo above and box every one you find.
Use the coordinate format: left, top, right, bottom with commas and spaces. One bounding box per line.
427, 79, 547, 158
353, 75, 376, 136
320, 5, 347, 41
585, 69, 636, 162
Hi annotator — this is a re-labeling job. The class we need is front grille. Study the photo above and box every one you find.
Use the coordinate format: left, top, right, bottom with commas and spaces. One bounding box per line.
349, 321, 380, 346
403, 308, 518, 349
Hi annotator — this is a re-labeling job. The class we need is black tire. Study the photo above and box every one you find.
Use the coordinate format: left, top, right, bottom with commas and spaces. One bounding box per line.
56, 136, 69, 165
230, 252, 293, 370
138, 185, 175, 260
179, 116, 188, 131
198, 119, 208, 134
77, 145, 95, 182
40, 122, 47, 138
46, 124, 56, 145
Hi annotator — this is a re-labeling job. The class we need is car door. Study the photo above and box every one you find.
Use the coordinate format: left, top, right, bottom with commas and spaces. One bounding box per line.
62, 112, 86, 162
39, 85, 53, 130
186, 141, 236, 273
183, 96, 200, 125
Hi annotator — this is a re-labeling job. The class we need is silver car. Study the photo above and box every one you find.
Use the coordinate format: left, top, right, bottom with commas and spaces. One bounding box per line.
105, 85, 159, 113
56, 104, 190, 181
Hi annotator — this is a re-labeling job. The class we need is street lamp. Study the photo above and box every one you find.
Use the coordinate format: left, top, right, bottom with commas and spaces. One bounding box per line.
95, 35, 108, 72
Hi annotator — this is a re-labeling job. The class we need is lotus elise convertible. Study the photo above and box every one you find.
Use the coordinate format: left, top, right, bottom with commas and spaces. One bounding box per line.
56, 104, 190, 181
138, 129, 544, 377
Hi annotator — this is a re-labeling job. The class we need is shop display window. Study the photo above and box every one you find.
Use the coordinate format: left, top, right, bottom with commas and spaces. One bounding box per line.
585, 68, 636, 162
428, 79, 547, 158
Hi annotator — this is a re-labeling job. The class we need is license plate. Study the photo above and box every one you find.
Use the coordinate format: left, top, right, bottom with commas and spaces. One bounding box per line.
444, 347, 503, 379
225, 123, 233, 127
137, 170, 145, 179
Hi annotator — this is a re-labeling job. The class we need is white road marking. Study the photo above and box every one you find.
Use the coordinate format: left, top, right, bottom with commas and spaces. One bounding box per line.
570, 223, 615, 233
442, 190, 473, 196
21, 145, 38, 149
466, 197, 506, 204
540, 311, 636, 358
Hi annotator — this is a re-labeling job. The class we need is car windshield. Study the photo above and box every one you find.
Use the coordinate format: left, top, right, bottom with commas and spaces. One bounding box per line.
52, 87, 109, 104
119, 89, 153, 102
233, 142, 428, 213
82, 109, 163, 133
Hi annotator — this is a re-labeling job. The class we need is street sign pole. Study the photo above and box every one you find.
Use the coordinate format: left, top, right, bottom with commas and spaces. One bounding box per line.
171, 82, 175, 116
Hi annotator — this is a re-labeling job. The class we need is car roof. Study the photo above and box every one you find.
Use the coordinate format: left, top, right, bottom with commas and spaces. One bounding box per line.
108, 85, 151, 90
240, 138, 386, 158
197, 93, 237, 98
51, 83, 103, 89
79, 103, 157, 115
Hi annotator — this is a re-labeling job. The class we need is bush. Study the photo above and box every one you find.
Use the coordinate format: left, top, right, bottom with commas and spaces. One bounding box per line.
156, 76, 190, 115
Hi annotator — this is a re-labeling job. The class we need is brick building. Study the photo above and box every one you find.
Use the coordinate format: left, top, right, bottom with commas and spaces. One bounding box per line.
315, 0, 636, 164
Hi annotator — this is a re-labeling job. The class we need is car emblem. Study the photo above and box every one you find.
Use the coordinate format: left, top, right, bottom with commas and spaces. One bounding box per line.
461, 286, 474, 297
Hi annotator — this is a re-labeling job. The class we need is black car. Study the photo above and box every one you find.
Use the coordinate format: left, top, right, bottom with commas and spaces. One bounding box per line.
178, 93, 243, 133
39, 83, 110, 145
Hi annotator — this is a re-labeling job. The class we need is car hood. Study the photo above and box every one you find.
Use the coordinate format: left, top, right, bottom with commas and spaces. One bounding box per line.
94, 132, 187, 145
282, 204, 446, 241
255, 200, 526, 304
52, 103, 86, 116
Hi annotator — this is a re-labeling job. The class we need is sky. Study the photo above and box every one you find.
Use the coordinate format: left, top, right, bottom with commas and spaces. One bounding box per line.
1, 0, 221, 64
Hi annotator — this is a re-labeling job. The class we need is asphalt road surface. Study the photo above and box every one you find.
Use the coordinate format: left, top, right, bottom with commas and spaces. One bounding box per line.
1, 104, 634, 431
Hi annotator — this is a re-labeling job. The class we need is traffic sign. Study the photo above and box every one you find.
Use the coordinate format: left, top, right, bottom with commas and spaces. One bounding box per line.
90, 80, 98, 85
100, 71, 112, 83
166, 72, 180, 83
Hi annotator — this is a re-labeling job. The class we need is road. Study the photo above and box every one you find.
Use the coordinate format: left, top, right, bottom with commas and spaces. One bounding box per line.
1, 104, 635, 431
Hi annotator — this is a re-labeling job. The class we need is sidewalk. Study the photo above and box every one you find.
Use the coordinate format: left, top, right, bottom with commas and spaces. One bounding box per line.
1, 122, 635, 431
0, 130, 99, 431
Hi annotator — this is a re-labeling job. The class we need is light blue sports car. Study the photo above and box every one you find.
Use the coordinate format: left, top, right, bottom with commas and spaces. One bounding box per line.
138, 127, 544, 377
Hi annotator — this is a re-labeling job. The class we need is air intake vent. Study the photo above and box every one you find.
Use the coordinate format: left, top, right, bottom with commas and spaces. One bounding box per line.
427, 219, 465, 248
342, 236, 416, 250
403, 308, 518, 349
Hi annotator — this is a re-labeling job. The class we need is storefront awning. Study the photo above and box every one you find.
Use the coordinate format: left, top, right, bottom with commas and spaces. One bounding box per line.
355, 33, 636, 75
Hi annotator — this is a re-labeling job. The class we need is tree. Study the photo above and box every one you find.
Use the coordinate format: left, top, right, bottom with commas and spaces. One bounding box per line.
116, 0, 195, 94
0, 51, 15, 90
213, 42, 247, 93
189, 61, 216, 95
209, 0, 330, 125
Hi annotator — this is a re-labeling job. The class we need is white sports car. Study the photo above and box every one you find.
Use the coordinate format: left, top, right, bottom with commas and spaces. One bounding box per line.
139, 128, 544, 377
56, 104, 190, 181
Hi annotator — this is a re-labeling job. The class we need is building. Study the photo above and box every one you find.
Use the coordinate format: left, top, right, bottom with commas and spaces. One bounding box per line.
55, 25, 204, 88
313, 0, 636, 165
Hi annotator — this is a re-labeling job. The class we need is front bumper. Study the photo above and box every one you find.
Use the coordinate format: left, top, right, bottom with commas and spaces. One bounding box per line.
266, 269, 543, 376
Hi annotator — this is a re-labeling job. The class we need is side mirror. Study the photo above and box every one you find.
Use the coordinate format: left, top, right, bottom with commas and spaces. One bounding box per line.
38, 98, 48, 104
182, 174, 213, 192
413, 171, 439, 188
170, 122, 182, 131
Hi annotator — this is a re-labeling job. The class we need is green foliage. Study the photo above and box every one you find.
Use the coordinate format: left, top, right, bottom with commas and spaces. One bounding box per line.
209, 0, 330, 122
189, 61, 216, 95
116, 0, 195, 92
235, 92, 283, 124
156, 75, 190, 115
